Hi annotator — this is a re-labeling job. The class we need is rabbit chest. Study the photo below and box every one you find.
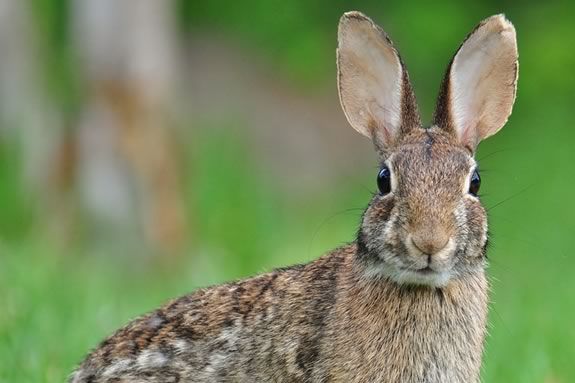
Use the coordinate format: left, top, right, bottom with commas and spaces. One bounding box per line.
319, 267, 489, 383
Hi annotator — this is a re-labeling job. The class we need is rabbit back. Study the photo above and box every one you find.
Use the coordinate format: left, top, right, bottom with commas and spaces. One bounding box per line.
70, 246, 351, 382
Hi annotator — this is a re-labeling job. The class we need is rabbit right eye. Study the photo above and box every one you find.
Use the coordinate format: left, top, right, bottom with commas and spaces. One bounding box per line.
377, 166, 392, 195
469, 169, 481, 196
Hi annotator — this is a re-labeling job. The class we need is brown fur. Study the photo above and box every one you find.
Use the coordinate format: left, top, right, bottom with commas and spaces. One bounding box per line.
71, 242, 487, 382
70, 11, 518, 383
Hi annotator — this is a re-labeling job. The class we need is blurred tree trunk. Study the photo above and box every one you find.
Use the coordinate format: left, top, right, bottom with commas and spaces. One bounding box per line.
71, 0, 187, 253
0, 1, 62, 194
0, 1, 75, 243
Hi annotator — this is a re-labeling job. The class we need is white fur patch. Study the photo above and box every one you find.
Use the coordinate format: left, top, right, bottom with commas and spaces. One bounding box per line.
171, 339, 189, 354
102, 358, 132, 377
385, 156, 398, 193
147, 313, 165, 329
393, 268, 452, 287
201, 353, 225, 377
199, 324, 241, 375
219, 326, 239, 343
136, 350, 168, 369
454, 200, 469, 233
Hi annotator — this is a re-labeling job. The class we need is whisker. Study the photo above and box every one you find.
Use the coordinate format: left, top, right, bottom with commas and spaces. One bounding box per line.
486, 184, 533, 212
486, 257, 513, 273
476, 147, 517, 162
488, 300, 511, 335
306, 207, 366, 258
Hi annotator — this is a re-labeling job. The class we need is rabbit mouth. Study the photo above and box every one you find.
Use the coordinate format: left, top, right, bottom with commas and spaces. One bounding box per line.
414, 266, 435, 274
400, 264, 445, 275
393, 264, 453, 287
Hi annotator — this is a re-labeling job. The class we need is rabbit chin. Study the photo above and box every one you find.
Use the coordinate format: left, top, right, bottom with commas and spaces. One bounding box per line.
363, 263, 454, 288
390, 267, 453, 287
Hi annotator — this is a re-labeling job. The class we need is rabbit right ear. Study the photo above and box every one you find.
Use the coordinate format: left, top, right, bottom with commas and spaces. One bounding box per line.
337, 12, 420, 154
434, 15, 518, 151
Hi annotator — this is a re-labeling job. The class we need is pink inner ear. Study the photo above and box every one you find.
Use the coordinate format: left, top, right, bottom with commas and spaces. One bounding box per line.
447, 15, 517, 147
337, 12, 420, 153
459, 123, 480, 152
368, 101, 400, 146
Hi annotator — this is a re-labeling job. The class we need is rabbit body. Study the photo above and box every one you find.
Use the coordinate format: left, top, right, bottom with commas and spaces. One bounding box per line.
71, 11, 517, 383
71, 243, 487, 383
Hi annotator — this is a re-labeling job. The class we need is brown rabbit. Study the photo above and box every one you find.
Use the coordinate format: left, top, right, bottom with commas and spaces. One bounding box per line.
70, 11, 518, 383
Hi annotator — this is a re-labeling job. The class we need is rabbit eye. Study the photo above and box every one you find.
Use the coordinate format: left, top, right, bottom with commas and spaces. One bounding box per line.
469, 169, 481, 196
377, 166, 392, 195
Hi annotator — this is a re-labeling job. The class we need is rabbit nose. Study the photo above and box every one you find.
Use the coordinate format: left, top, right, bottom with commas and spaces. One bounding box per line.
410, 231, 450, 255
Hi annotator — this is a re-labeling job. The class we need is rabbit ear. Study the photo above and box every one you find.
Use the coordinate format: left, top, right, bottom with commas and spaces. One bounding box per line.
337, 12, 420, 154
434, 14, 518, 151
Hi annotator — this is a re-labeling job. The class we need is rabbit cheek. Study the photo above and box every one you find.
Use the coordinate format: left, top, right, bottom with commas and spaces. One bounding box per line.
452, 198, 488, 276
464, 199, 488, 258
361, 195, 394, 230
357, 197, 401, 260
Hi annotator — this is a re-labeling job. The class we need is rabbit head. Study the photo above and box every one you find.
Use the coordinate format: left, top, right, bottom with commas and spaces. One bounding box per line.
338, 12, 518, 287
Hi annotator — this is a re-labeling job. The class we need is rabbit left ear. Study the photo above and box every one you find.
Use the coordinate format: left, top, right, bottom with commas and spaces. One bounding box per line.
337, 12, 420, 155
434, 15, 518, 151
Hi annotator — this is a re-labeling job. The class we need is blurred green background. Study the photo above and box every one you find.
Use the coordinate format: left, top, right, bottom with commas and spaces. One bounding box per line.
0, 0, 574, 382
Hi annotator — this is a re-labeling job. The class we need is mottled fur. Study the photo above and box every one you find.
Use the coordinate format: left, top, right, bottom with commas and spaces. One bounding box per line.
71, 244, 487, 382
71, 11, 518, 383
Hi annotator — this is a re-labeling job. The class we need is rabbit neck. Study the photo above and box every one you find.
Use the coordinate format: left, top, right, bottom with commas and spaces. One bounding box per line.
324, 246, 488, 382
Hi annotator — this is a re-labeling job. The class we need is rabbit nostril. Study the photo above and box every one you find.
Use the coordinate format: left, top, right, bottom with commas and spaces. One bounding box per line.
410, 233, 449, 256
411, 237, 430, 255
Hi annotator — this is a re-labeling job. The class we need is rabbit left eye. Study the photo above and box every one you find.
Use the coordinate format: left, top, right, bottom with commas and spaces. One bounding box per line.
377, 166, 392, 195
469, 169, 481, 196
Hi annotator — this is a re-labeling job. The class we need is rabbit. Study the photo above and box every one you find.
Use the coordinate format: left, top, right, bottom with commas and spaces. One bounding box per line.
70, 11, 518, 383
